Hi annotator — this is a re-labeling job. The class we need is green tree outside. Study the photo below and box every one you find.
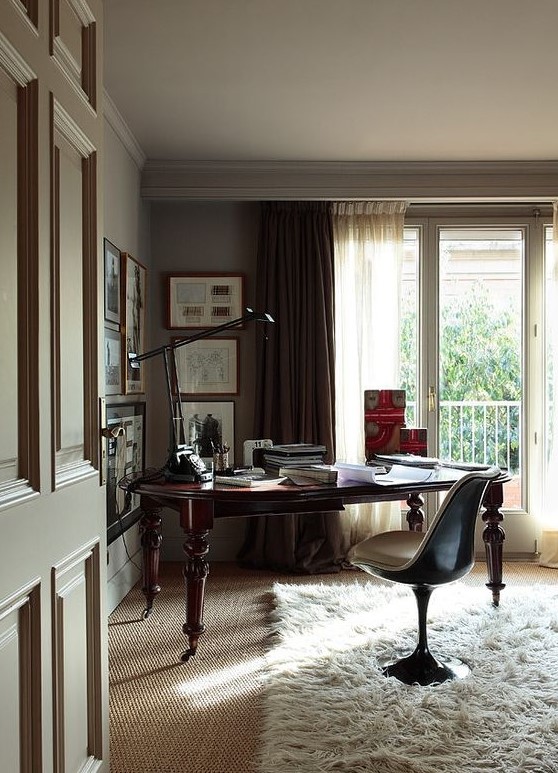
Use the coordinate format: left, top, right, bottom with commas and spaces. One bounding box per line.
400, 283, 521, 471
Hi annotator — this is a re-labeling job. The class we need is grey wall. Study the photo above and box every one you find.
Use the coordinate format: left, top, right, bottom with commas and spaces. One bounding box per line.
103, 122, 149, 260
148, 201, 261, 560
104, 117, 150, 609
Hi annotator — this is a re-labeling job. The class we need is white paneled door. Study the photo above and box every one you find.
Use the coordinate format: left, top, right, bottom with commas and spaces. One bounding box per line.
0, 2, 107, 771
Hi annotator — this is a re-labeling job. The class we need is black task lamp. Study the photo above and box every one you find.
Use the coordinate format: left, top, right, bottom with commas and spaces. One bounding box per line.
127, 308, 274, 483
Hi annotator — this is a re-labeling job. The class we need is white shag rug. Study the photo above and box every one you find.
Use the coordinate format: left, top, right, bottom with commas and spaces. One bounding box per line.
259, 582, 558, 773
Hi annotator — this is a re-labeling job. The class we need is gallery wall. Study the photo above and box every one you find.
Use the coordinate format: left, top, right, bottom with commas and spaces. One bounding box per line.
104, 111, 150, 610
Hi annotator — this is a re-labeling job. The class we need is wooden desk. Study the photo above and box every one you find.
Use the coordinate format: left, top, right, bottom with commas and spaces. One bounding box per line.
122, 467, 507, 662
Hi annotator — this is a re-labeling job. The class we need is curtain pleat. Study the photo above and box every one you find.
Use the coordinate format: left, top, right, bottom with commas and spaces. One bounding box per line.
238, 202, 344, 574
333, 200, 408, 547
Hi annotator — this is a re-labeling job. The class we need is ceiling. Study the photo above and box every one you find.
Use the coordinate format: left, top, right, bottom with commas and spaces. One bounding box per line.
103, 0, 558, 164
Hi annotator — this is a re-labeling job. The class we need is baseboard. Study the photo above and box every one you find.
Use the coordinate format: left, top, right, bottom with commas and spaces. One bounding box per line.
474, 550, 538, 562
107, 554, 141, 613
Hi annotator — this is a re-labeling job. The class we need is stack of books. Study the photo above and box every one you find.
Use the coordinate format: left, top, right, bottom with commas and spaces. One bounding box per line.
263, 443, 339, 484
278, 465, 338, 484
262, 443, 328, 473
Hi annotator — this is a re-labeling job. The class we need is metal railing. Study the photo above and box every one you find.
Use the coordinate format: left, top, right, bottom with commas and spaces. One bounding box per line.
406, 400, 521, 473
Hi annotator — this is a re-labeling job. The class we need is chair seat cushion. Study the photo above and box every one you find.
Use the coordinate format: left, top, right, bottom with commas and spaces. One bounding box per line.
349, 530, 425, 570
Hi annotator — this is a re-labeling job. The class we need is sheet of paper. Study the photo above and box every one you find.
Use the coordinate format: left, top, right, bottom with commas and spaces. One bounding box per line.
373, 464, 437, 485
334, 462, 384, 483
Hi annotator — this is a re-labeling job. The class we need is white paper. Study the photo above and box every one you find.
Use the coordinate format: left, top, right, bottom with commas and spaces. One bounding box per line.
334, 463, 383, 483
373, 464, 436, 485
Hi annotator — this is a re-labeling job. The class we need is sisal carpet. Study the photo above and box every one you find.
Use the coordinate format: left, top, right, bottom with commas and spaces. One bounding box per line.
259, 582, 558, 773
109, 562, 558, 773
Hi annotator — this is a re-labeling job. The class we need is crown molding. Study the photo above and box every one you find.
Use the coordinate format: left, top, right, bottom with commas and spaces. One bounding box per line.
103, 91, 146, 170
140, 160, 558, 201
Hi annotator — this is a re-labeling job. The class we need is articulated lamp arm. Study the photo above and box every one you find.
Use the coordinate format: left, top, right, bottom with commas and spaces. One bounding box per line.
125, 308, 274, 482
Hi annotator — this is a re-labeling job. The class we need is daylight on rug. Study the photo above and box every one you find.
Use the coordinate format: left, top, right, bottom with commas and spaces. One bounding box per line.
258, 582, 558, 773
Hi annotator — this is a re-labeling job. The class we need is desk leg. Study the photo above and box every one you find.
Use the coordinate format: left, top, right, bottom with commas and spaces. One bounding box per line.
181, 529, 210, 662
482, 482, 506, 606
139, 500, 162, 619
406, 492, 425, 532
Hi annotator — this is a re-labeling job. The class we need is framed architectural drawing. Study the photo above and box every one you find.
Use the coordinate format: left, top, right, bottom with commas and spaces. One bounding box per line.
180, 401, 234, 465
167, 273, 244, 329
106, 402, 145, 543
104, 326, 122, 395
173, 337, 239, 395
104, 238, 121, 324
122, 253, 147, 393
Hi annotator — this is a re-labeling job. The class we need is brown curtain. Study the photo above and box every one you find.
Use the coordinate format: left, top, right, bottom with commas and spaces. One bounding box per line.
238, 201, 345, 573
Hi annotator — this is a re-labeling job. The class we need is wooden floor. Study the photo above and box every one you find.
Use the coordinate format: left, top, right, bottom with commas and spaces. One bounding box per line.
108, 560, 558, 773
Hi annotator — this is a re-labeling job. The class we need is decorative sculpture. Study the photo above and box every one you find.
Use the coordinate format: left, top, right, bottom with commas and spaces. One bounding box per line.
364, 389, 406, 460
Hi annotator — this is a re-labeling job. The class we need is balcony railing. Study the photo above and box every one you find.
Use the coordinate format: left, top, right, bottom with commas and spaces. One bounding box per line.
406, 400, 521, 473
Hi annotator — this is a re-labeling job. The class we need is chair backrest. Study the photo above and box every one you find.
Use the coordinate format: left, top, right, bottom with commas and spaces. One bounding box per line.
399, 466, 501, 586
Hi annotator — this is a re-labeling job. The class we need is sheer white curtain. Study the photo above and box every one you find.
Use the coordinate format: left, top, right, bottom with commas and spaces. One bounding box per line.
540, 202, 558, 568
333, 201, 408, 549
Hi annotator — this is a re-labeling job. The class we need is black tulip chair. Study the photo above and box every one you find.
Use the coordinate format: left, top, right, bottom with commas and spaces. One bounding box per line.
349, 467, 501, 686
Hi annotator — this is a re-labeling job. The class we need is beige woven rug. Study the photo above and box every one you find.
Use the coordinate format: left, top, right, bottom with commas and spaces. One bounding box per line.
109, 562, 558, 773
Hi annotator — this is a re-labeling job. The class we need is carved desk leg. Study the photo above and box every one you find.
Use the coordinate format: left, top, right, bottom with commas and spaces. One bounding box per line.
181, 529, 210, 662
179, 499, 214, 663
406, 492, 425, 532
139, 497, 162, 619
482, 482, 506, 606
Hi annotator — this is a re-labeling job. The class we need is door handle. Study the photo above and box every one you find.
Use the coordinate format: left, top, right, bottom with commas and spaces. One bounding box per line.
428, 386, 437, 412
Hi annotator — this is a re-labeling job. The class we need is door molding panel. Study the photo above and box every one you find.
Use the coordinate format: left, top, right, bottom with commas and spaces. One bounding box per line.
50, 94, 98, 490
0, 28, 36, 85
49, 0, 97, 111
0, 33, 39, 510
7, 0, 38, 31
17, 79, 40, 494
0, 579, 42, 773
52, 539, 103, 773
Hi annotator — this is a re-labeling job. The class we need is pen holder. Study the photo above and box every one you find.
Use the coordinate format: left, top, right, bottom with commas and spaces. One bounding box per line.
213, 451, 229, 473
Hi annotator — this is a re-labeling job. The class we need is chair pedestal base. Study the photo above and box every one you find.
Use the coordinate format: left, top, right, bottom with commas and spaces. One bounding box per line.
381, 648, 470, 686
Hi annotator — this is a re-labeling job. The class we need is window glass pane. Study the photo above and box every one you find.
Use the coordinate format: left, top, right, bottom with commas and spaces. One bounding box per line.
545, 225, 556, 496
400, 227, 419, 425
438, 227, 523, 509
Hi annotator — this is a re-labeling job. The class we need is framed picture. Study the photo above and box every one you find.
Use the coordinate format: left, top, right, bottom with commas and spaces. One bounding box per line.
167, 273, 244, 329
180, 401, 234, 466
104, 238, 121, 324
173, 337, 239, 396
104, 326, 122, 395
106, 402, 145, 544
122, 253, 147, 394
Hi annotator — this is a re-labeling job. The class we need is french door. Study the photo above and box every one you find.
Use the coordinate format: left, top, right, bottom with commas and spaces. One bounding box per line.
402, 209, 550, 555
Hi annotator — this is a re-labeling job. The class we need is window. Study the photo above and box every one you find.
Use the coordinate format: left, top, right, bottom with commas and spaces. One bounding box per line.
401, 210, 551, 552
438, 227, 523, 508
335, 205, 550, 553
